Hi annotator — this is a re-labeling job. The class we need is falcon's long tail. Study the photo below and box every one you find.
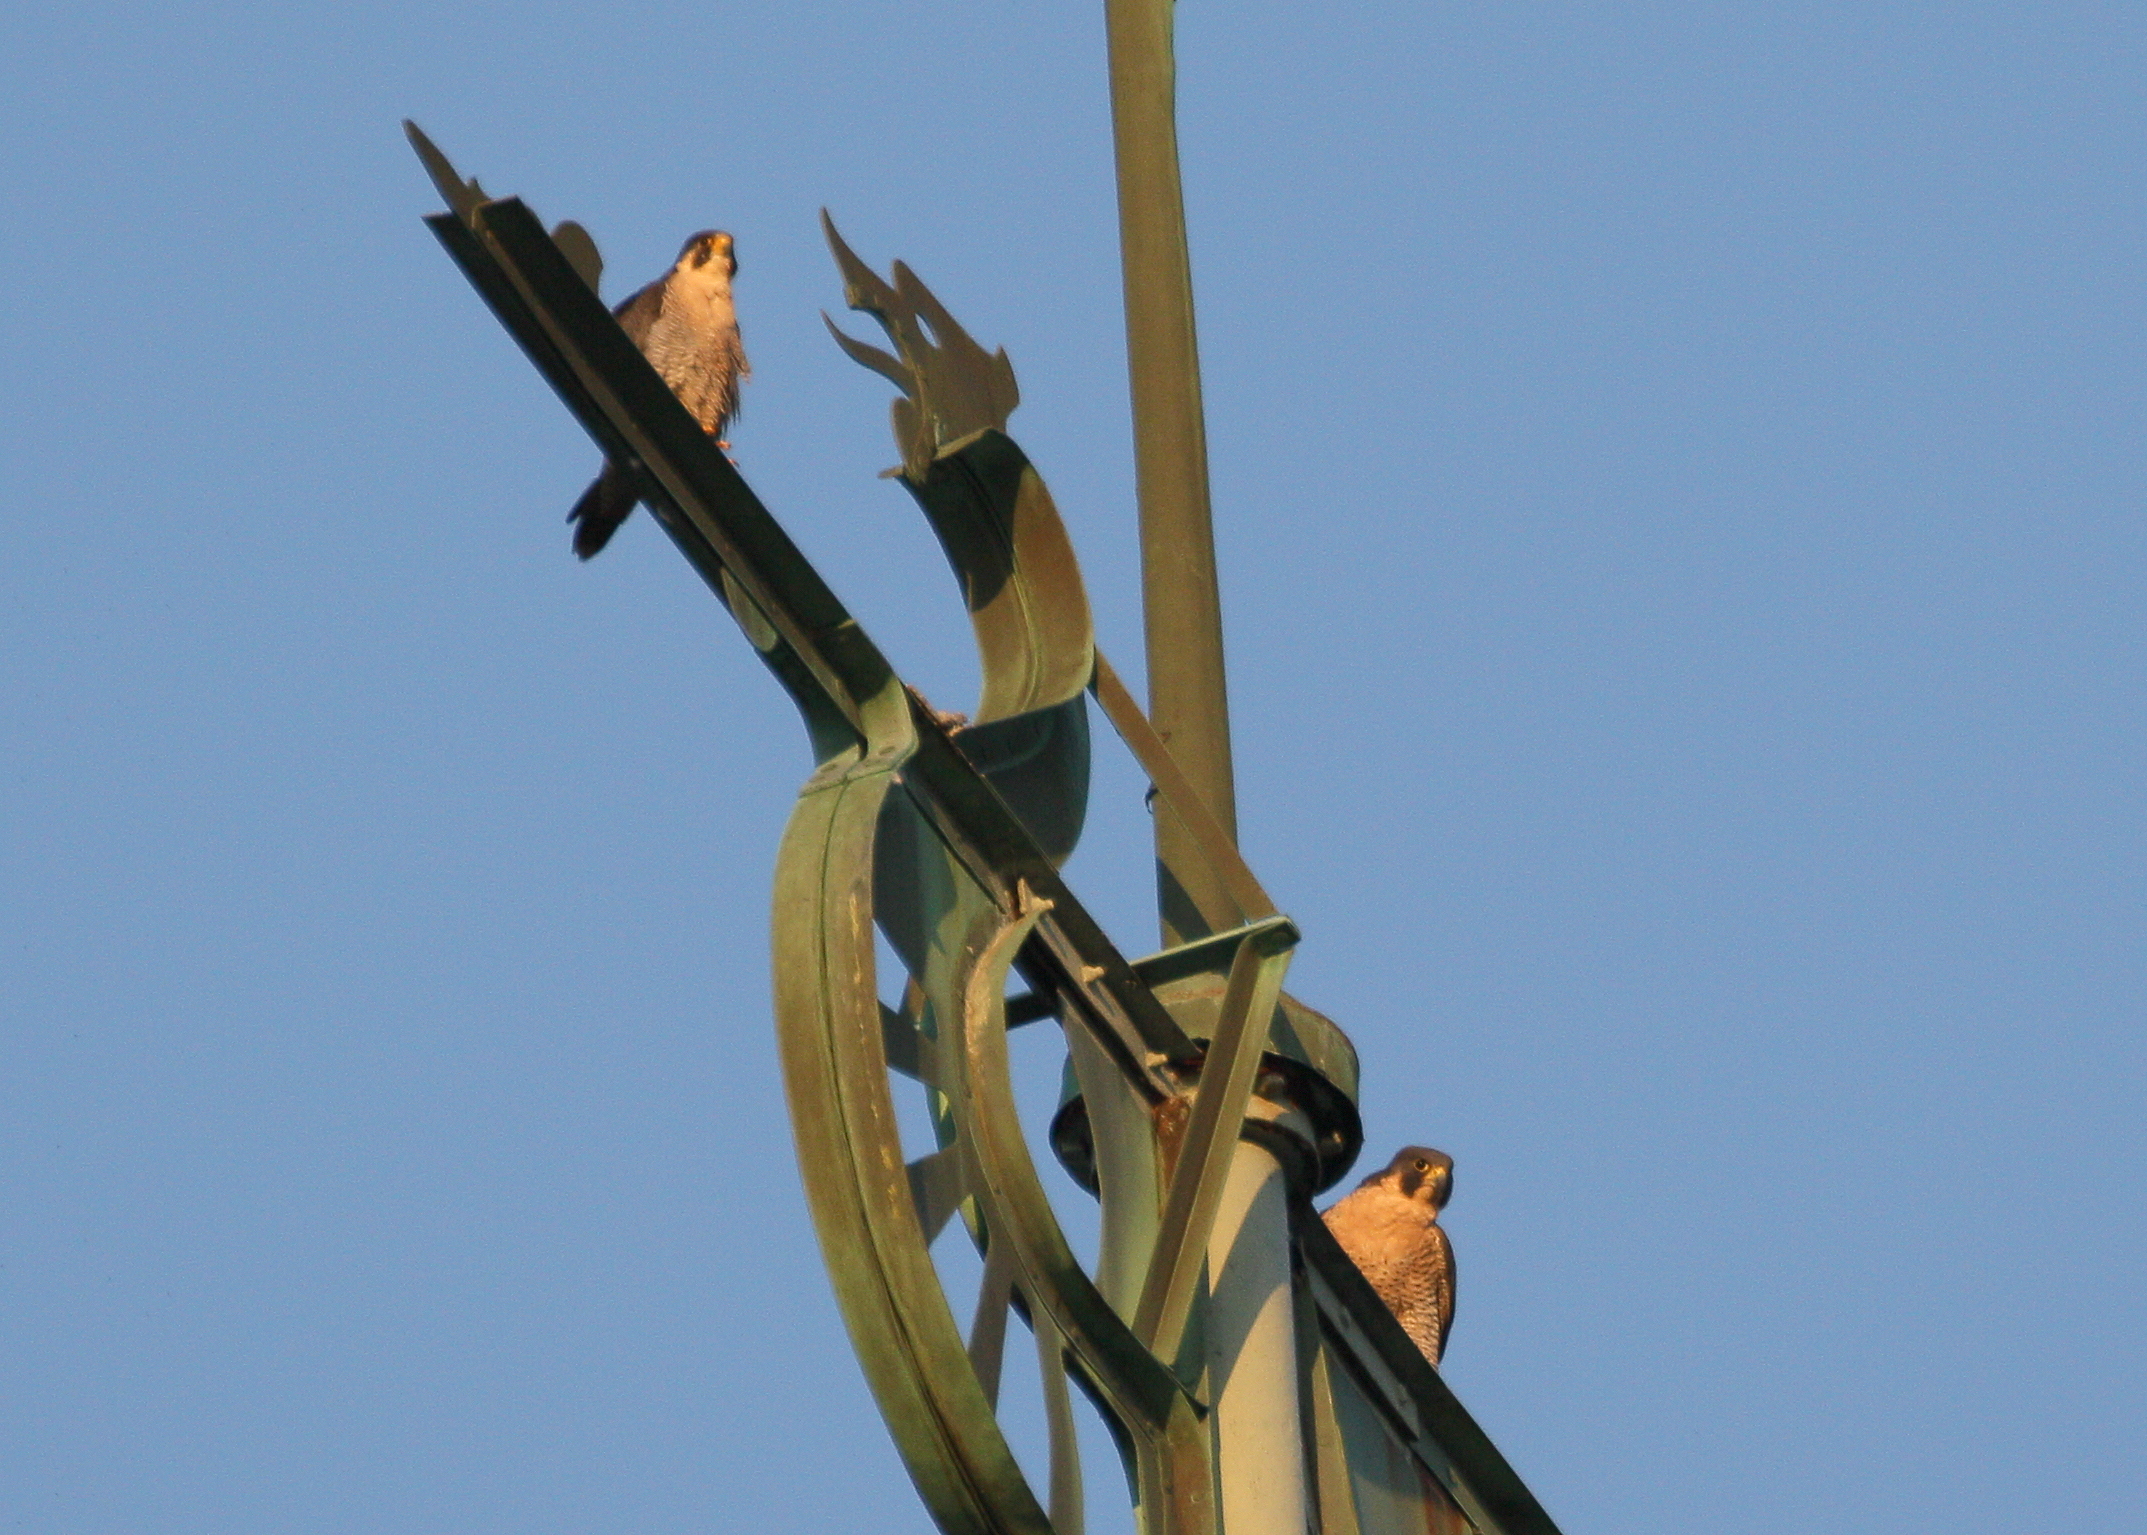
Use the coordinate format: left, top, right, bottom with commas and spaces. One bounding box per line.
567, 461, 639, 560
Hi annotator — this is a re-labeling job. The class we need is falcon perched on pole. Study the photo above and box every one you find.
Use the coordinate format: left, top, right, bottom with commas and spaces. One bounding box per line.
1322, 1146, 1457, 1367
568, 230, 748, 559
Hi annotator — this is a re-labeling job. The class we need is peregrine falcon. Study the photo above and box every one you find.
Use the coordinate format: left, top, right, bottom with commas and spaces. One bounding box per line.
1322, 1146, 1456, 1367
568, 230, 748, 559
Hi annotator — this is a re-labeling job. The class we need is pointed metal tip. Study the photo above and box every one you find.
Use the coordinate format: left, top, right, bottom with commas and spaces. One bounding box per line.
820, 211, 860, 266
403, 118, 445, 174
819, 208, 853, 263
404, 119, 478, 220
819, 210, 895, 314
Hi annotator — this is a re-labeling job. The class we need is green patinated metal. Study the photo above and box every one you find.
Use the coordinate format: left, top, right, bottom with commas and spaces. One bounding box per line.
1132, 917, 1296, 1368
1102, 0, 1238, 947
411, 62, 1563, 1534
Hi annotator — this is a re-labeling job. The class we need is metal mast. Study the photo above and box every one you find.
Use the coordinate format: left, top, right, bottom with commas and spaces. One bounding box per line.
1101, 13, 1316, 1535
1104, 0, 1239, 946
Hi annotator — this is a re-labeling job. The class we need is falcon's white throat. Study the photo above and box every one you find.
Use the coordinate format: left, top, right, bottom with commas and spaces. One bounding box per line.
660, 256, 736, 330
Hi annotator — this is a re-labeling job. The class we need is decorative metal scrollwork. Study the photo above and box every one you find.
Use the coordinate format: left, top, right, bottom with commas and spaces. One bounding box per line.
812, 219, 1205, 1535
411, 122, 1564, 1535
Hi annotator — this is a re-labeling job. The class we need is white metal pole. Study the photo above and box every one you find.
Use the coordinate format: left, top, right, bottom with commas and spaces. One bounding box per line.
1205, 1136, 1311, 1535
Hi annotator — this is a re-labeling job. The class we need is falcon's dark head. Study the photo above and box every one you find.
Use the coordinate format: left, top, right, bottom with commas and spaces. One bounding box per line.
677, 229, 738, 278
1375, 1146, 1453, 1212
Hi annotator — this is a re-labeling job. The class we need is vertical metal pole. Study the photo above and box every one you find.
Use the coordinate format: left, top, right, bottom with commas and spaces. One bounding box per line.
1103, 0, 1238, 946
1206, 1144, 1313, 1535
1103, 16, 1312, 1535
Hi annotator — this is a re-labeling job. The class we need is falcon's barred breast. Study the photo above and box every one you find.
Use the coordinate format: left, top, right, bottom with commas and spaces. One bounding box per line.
1322, 1146, 1456, 1367
568, 229, 749, 560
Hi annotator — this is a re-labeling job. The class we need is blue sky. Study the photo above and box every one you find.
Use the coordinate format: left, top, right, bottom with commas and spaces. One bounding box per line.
2, 4, 2141, 1532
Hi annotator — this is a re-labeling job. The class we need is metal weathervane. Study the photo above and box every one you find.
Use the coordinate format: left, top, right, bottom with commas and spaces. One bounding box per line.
409, 7, 1562, 1535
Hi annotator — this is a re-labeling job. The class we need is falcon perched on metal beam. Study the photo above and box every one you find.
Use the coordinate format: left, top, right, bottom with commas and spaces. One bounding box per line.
1322, 1146, 1457, 1366
568, 229, 748, 559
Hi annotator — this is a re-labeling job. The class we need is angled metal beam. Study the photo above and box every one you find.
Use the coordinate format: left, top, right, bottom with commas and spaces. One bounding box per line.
1092, 652, 1273, 930
1004, 917, 1289, 1028
1132, 915, 1297, 1365
1298, 1213, 1567, 1535
421, 184, 1202, 1085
